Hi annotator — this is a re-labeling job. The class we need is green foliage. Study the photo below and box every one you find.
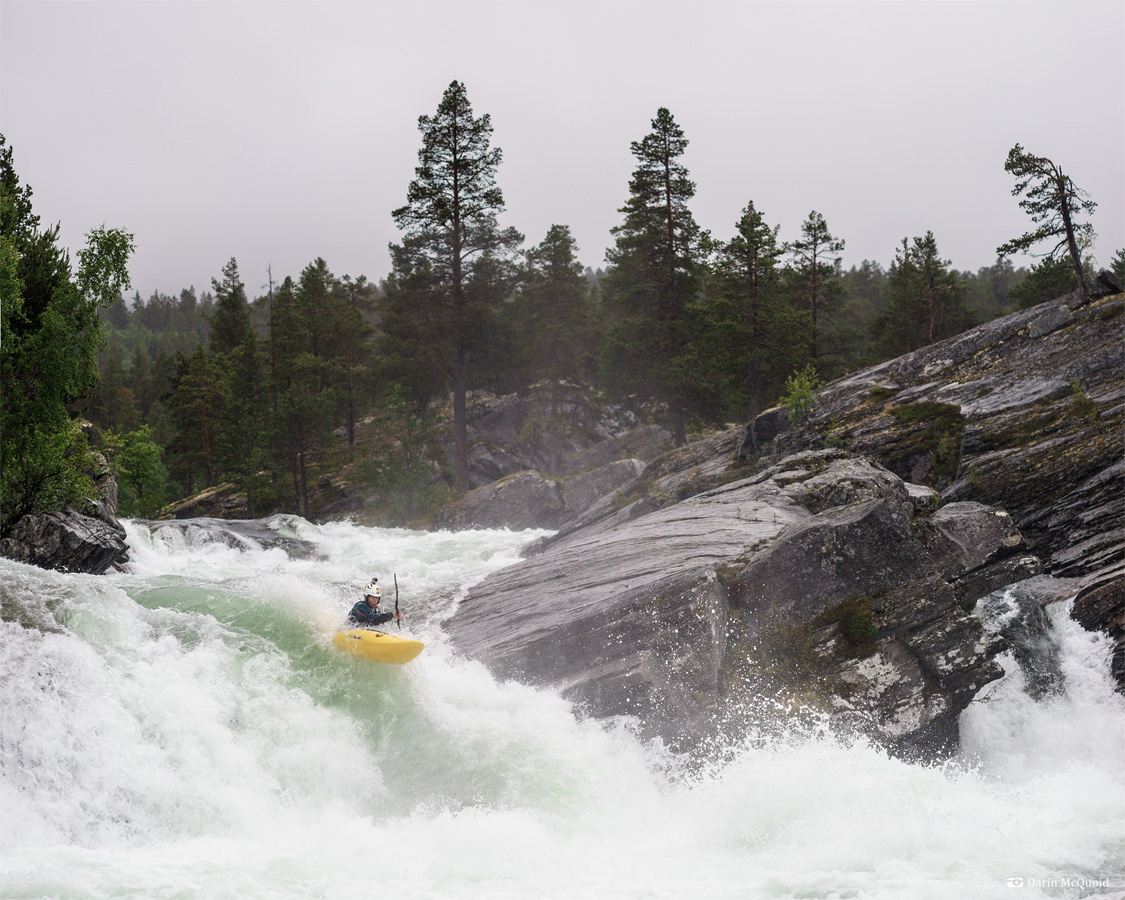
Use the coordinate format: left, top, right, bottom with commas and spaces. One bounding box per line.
997, 144, 1096, 296
0, 425, 96, 536
697, 200, 792, 420
960, 257, 1021, 321
514, 225, 596, 472
370, 383, 450, 520
209, 257, 251, 357
889, 401, 966, 483
1, 134, 134, 536
601, 107, 703, 445
780, 364, 824, 424
1008, 256, 1078, 309
1068, 380, 1096, 418
100, 426, 168, 518
874, 231, 973, 357
816, 595, 879, 659
785, 211, 845, 370
1112, 249, 1125, 287
386, 80, 522, 491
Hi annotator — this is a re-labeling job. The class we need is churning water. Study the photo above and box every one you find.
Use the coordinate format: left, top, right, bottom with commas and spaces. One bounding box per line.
1, 517, 1122, 899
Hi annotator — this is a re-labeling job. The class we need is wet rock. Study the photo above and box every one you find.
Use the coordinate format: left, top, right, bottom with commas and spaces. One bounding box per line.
0, 509, 128, 575
437, 471, 565, 530
446, 454, 1026, 755
140, 515, 319, 557
758, 292, 1122, 584
1071, 576, 1125, 690
913, 502, 1026, 580
560, 424, 672, 475
561, 458, 645, 517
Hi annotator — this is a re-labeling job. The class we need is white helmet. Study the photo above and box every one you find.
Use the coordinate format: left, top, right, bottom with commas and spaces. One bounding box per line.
366, 584, 382, 600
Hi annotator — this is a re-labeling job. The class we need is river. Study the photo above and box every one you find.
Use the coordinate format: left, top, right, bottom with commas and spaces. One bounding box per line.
1, 516, 1122, 899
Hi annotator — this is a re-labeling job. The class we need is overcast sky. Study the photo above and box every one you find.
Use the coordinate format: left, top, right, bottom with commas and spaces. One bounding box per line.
2, 1, 1122, 301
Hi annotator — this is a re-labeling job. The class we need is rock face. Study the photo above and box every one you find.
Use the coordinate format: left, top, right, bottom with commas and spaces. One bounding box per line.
0, 509, 128, 575
0, 459, 130, 575
438, 471, 566, 531
738, 290, 1124, 687
436, 390, 673, 530
446, 453, 1029, 754
745, 291, 1124, 583
454, 386, 672, 490
445, 291, 1125, 751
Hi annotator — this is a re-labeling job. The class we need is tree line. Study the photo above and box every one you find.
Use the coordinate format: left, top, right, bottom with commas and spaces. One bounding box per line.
2, 86, 1118, 530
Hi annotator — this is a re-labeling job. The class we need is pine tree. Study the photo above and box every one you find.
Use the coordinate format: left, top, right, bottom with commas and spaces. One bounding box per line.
208, 257, 251, 357
1007, 256, 1076, 310
387, 80, 523, 491
706, 201, 787, 420
602, 107, 702, 445
997, 144, 1097, 297
517, 224, 594, 473
875, 232, 971, 356
785, 211, 845, 370
337, 275, 376, 455
166, 345, 224, 492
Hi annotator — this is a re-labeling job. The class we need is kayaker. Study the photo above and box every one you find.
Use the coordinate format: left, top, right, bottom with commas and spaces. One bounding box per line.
348, 581, 401, 627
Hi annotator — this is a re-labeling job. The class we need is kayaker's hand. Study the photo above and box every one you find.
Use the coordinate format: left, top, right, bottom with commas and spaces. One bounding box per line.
393, 610, 402, 620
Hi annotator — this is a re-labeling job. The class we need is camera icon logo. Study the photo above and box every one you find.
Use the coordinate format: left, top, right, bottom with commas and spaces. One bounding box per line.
1006, 877, 1025, 888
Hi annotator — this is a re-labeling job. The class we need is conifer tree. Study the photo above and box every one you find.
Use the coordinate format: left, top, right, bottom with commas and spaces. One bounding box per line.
166, 344, 224, 492
267, 275, 335, 516
785, 211, 845, 370
387, 80, 523, 491
602, 107, 702, 445
1007, 256, 1075, 310
517, 224, 594, 473
875, 231, 970, 356
997, 144, 1097, 297
337, 275, 376, 454
208, 257, 251, 357
706, 201, 787, 420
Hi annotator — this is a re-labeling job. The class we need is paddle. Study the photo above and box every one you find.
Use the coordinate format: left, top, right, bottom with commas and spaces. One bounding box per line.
394, 572, 401, 629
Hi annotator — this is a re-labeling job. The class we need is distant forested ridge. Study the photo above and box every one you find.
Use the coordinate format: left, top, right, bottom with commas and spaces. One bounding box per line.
3, 87, 1119, 527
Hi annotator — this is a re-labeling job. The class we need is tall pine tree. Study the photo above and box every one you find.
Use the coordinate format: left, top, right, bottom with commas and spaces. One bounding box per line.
208, 257, 251, 357
785, 210, 845, 372
997, 144, 1097, 297
874, 231, 971, 357
386, 80, 523, 491
601, 108, 702, 445
705, 201, 788, 420
517, 224, 594, 473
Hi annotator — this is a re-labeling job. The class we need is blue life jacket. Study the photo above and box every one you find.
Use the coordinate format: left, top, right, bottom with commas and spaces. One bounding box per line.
348, 599, 393, 627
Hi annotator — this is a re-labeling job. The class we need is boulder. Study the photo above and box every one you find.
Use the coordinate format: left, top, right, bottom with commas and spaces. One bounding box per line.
437, 471, 565, 530
0, 509, 128, 575
1071, 576, 1125, 689
561, 458, 645, 517
445, 454, 1027, 755
559, 424, 672, 475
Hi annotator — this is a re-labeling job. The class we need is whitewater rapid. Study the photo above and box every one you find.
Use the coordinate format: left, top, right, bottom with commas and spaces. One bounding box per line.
1, 517, 1122, 899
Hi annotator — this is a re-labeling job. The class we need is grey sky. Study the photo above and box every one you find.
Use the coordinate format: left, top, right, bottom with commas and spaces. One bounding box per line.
2, 0, 1122, 301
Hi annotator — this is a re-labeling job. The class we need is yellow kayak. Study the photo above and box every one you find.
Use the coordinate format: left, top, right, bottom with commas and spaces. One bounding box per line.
332, 628, 425, 664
